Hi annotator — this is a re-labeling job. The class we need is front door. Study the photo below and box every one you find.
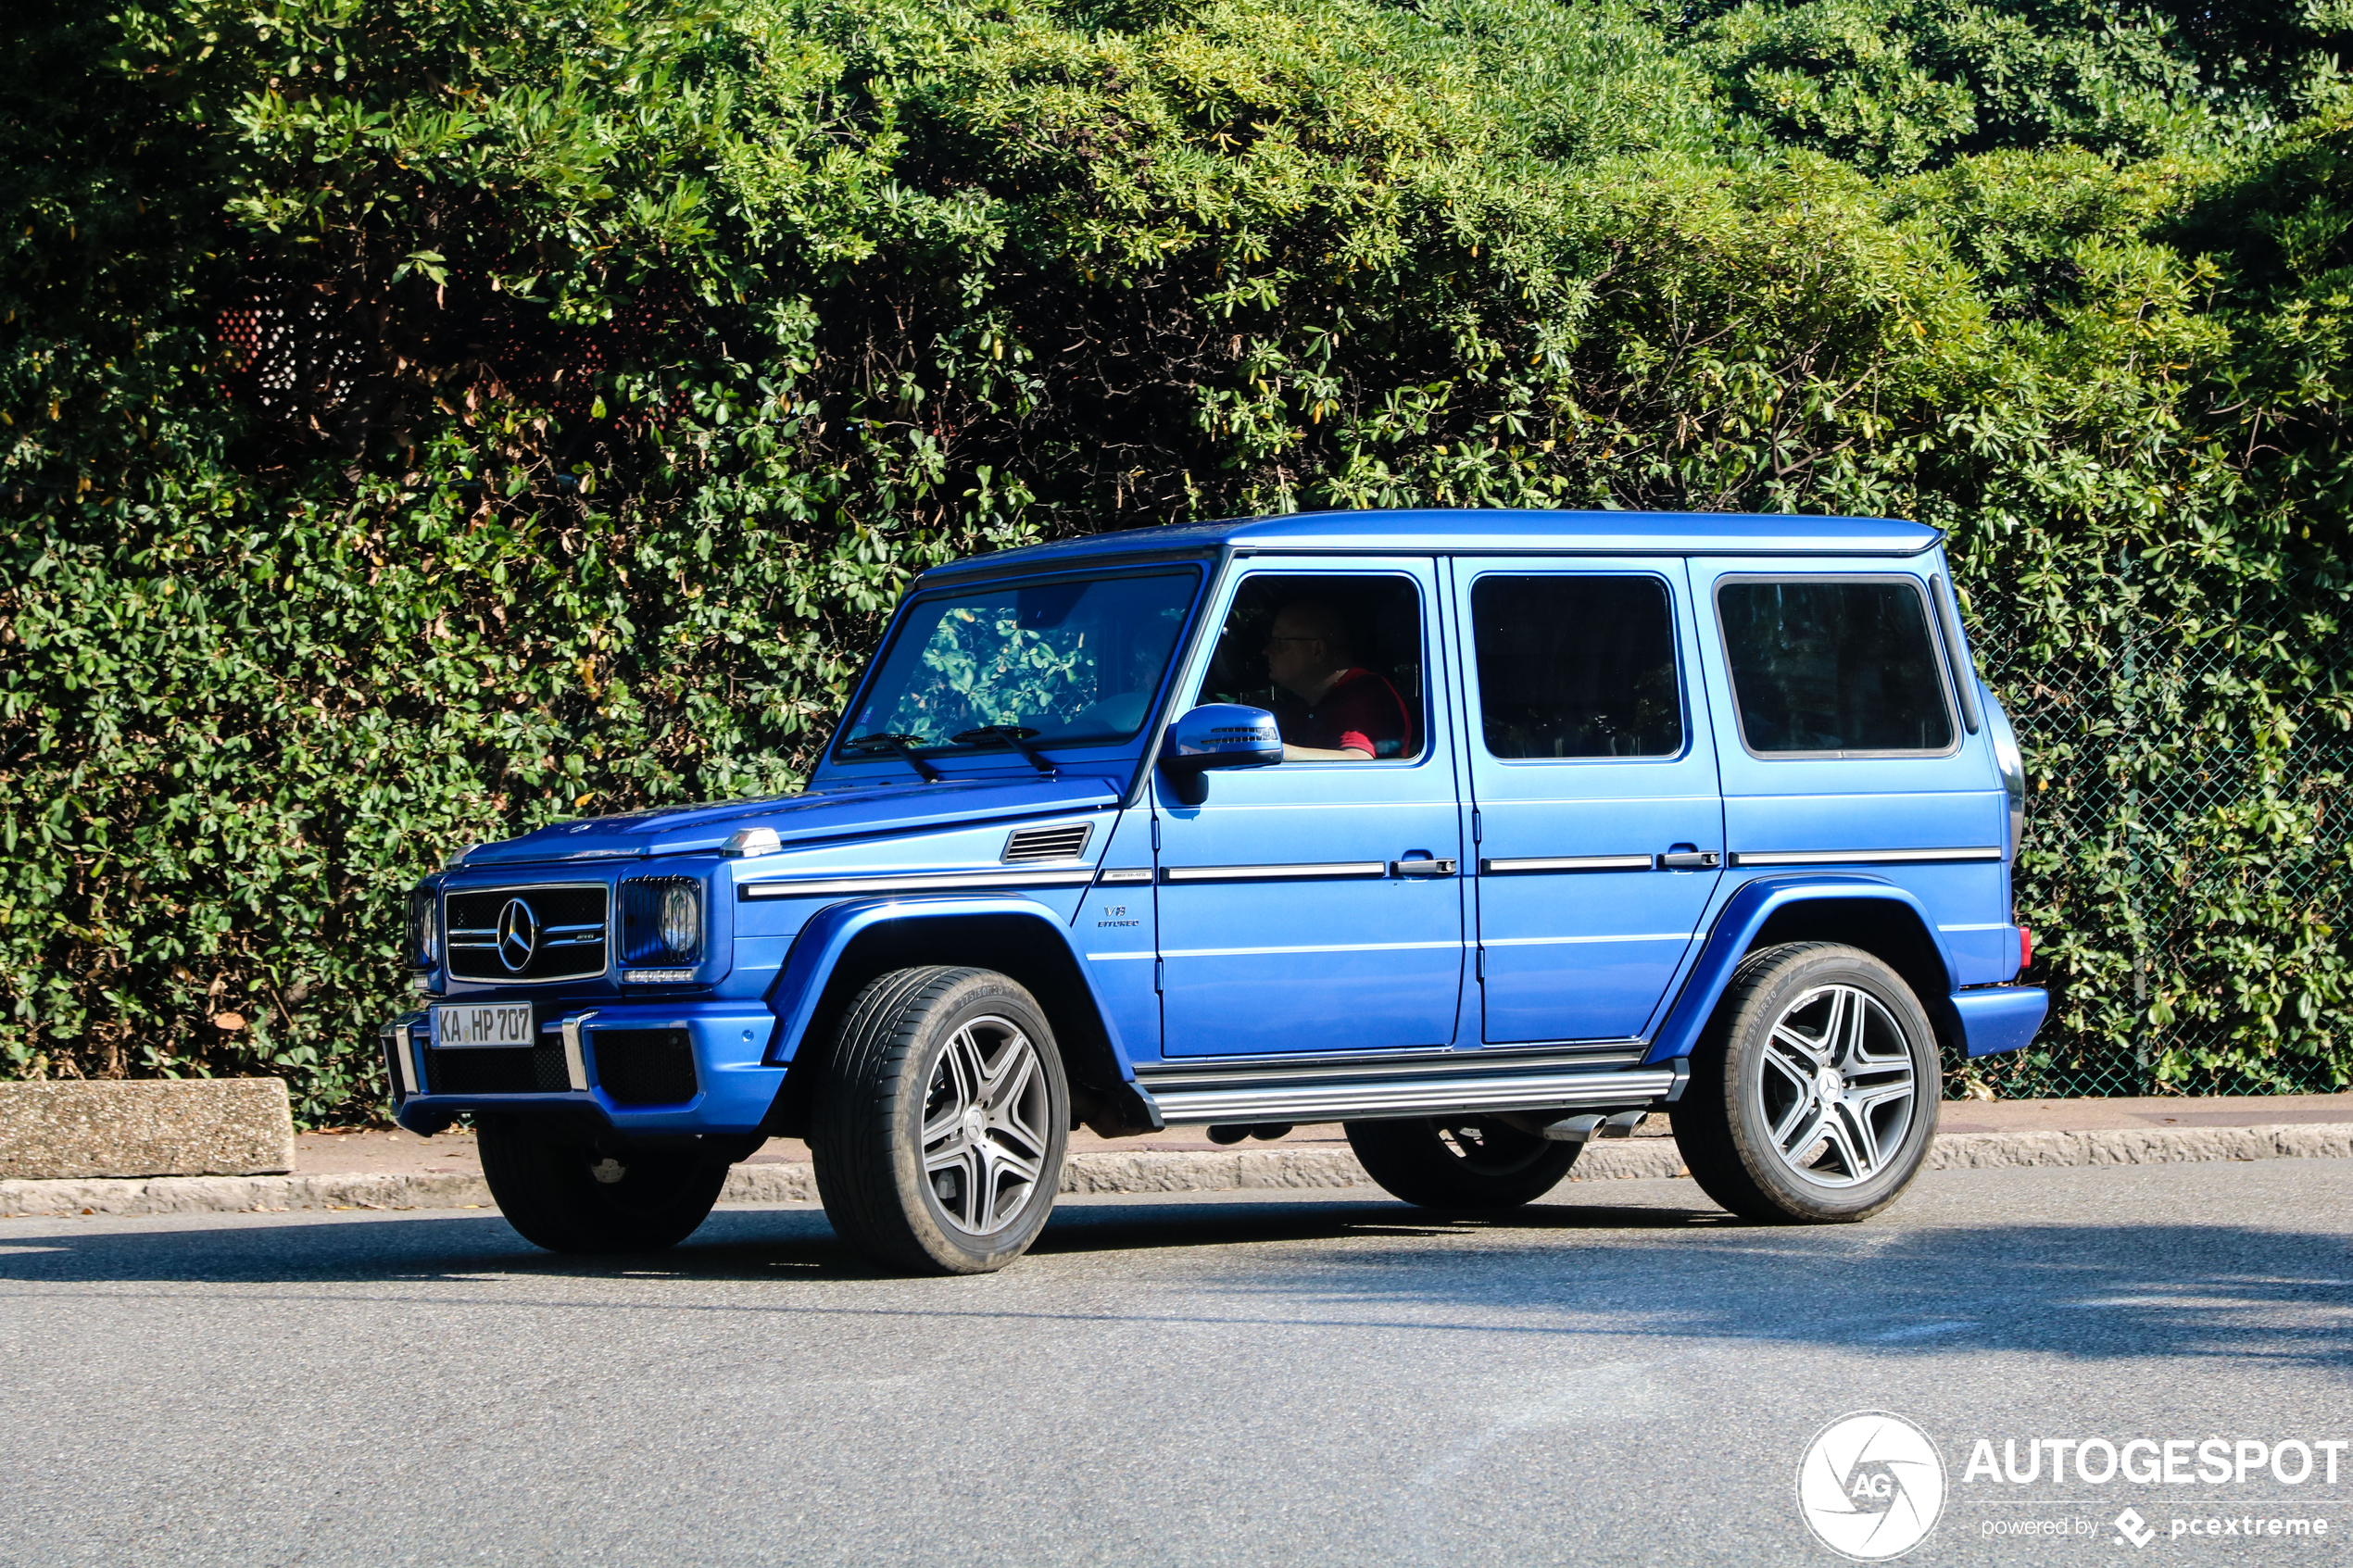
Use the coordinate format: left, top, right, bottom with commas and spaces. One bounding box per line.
1153, 558, 1466, 1058
1452, 558, 1725, 1044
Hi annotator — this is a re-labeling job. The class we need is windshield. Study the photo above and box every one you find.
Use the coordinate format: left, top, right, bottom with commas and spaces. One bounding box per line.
839, 570, 1201, 756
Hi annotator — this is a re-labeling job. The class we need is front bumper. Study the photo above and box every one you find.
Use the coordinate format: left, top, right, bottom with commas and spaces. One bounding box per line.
383, 1000, 785, 1136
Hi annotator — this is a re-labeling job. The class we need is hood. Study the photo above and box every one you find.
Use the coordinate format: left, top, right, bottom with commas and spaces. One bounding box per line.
455, 774, 1124, 867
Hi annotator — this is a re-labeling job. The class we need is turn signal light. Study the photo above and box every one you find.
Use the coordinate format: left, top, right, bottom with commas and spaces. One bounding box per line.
406, 885, 441, 968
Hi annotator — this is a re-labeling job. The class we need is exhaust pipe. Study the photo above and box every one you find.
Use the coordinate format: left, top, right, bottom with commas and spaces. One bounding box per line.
1537, 1108, 1650, 1144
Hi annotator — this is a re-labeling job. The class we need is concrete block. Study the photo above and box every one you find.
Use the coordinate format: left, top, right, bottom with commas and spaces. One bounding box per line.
0, 1079, 296, 1181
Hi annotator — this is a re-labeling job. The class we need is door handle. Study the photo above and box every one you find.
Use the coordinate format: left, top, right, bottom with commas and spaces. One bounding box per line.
1657, 849, 1721, 871
1390, 858, 1458, 876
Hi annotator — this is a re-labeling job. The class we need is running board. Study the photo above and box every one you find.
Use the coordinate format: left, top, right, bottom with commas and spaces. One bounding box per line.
1136, 1064, 1681, 1126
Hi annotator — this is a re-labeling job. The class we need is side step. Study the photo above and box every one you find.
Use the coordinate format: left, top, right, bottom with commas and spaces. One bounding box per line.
1136, 1057, 1681, 1126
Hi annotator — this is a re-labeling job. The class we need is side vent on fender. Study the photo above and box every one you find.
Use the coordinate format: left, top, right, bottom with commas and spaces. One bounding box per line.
1003, 822, 1093, 863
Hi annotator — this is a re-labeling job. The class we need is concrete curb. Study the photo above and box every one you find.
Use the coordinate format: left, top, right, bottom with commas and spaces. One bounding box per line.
0, 1170, 497, 1218
1922, 1123, 2353, 1170
4, 1123, 2347, 1219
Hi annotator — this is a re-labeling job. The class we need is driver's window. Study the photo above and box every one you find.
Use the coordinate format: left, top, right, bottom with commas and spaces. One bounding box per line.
1192, 574, 1424, 761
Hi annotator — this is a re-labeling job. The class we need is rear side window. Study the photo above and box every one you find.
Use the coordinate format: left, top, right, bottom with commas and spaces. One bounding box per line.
1717, 579, 1954, 755
1470, 575, 1683, 759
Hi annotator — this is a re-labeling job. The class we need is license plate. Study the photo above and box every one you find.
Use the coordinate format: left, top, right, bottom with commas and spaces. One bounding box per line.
434, 1002, 536, 1048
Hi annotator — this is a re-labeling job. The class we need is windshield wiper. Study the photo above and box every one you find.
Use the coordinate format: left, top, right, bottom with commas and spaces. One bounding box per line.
841, 733, 943, 783
950, 725, 1058, 776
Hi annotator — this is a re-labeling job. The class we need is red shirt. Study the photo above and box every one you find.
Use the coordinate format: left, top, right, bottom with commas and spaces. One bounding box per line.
1274, 668, 1412, 758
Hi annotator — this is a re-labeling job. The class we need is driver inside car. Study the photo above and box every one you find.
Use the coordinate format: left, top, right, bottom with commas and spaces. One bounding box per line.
1263, 599, 1412, 761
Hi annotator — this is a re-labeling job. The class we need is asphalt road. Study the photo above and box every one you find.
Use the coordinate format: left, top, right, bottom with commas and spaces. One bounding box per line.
2, 1160, 2349, 1568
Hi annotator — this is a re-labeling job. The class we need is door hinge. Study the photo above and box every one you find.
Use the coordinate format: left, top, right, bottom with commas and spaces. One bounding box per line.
1475, 947, 1485, 982
1151, 817, 1162, 851
1154, 959, 1164, 994
1471, 809, 1483, 845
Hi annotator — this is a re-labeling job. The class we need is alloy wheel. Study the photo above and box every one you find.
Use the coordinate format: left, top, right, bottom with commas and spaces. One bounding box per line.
920, 1015, 1051, 1236
1754, 983, 1918, 1189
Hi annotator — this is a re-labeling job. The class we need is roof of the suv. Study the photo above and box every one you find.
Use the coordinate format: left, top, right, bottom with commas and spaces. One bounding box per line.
922, 508, 1941, 582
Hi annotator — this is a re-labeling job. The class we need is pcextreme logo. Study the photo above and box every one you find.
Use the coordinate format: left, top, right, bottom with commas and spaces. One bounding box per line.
1798, 1411, 1949, 1561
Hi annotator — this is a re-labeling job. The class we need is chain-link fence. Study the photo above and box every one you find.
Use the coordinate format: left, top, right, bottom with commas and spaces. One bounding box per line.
1948, 572, 2352, 1098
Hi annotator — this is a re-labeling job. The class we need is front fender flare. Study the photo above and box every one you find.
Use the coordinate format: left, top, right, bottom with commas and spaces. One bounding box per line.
1642, 874, 1960, 1067
761, 893, 1137, 1077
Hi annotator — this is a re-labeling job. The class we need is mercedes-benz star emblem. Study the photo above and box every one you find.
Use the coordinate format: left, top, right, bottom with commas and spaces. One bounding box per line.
496, 897, 540, 972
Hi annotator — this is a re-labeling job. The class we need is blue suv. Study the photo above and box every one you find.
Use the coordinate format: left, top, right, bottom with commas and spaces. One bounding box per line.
384, 510, 2047, 1273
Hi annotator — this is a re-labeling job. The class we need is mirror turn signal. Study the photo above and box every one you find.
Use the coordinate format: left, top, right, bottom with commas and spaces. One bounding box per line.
1157, 704, 1282, 805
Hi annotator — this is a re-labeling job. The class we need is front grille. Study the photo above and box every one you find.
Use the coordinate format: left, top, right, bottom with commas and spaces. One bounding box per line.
446, 884, 609, 982
591, 1028, 699, 1106
1003, 822, 1093, 862
423, 1042, 572, 1095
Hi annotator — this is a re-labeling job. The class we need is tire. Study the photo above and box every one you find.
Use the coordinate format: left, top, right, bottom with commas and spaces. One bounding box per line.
811, 967, 1069, 1274
1670, 942, 1942, 1223
476, 1115, 728, 1253
1343, 1116, 1582, 1209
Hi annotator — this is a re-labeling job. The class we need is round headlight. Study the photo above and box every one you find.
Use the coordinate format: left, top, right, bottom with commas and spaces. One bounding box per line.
659, 883, 700, 959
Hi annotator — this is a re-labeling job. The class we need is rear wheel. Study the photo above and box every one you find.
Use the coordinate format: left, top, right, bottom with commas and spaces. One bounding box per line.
812, 966, 1069, 1274
476, 1116, 728, 1253
1670, 942, 1941, 1223
1344, 1116, 1581, 1209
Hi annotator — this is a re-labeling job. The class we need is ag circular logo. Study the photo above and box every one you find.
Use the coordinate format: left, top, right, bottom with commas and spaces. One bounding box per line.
1796, 1411, 1945, 1560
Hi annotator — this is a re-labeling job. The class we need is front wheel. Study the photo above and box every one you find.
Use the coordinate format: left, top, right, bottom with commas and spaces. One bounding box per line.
811, 967, 1069, 1274
1344, 1116, 1582, 1209
1670, 942, 1941, 1223
476, 1116, 728, 1253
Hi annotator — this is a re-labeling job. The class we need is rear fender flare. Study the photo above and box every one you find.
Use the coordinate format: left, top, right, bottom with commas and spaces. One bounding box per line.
1642, 874, 1961, 1067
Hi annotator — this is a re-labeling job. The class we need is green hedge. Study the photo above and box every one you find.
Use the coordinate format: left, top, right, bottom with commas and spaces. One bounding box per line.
5, 0, 2351, 1122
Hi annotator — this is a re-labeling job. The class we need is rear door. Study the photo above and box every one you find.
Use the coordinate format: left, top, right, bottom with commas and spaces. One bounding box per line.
1451, 557, 1725, 1044
1690, 557, 2007, 965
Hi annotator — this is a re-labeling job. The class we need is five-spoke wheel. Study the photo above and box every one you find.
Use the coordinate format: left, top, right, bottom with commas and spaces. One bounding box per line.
1754, 982, 1919, 1188
812, 967, 1069, 1273
919, 1014, 1052, 1236
1671, 943, 1941, 1223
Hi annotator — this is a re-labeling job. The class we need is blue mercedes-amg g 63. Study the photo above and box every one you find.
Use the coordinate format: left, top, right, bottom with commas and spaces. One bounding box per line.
384, 510, 2046, 1273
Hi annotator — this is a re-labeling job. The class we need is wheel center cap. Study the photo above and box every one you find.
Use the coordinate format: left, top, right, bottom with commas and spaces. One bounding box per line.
1816, 1066, 1844, 1102
963, 1106, 986, 1138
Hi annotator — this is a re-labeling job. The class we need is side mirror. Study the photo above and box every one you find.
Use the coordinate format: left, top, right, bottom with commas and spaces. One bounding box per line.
1157, 704, 1281, 805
